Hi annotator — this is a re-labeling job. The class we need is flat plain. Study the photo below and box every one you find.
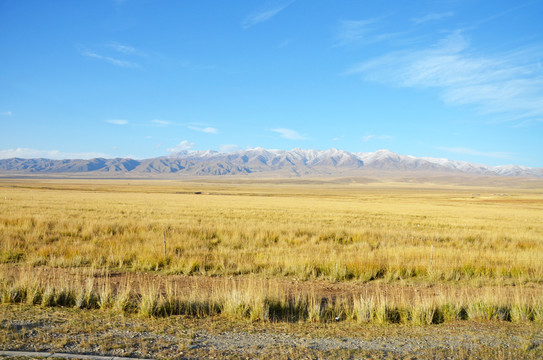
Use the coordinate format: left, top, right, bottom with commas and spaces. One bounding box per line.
1, 177, 542, 359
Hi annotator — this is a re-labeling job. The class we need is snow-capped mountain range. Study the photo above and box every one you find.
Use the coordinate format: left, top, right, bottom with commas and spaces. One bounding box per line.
1, 148, 541, 178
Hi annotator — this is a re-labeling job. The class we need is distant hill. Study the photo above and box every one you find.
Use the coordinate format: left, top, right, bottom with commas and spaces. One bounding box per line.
1, 148, 542, 178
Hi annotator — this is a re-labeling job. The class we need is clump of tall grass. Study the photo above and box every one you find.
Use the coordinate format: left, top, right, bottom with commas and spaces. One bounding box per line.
352, 296, 374, 322
2, 270, 542, 325
114, 283, 134, 313
138, 285, 159, 317
74, 278, 99, 309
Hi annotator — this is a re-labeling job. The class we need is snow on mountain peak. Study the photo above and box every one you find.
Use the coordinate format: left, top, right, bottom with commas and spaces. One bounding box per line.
3, 148, 541, 178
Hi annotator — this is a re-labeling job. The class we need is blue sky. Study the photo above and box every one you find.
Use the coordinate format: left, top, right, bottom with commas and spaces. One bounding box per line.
1, 0, 542, 167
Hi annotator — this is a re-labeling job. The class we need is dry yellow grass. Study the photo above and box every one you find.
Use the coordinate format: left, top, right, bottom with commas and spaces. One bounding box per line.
1, 178, 542, 283
2, 265, 542, 324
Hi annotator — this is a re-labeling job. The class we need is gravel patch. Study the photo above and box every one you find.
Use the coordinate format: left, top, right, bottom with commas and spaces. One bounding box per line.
184, 327, 529, 356
2, 305, 542, 359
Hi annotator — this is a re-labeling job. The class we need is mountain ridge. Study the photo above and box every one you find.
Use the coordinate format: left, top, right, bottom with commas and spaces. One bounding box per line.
1, 148, 541, 178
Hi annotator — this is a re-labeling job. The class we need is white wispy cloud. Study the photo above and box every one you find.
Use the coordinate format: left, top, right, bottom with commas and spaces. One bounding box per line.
80, 42, 144, 68
0, 148, 109, 160
188, 126, 218, 134
363, 134, 393, 142
219, 144, 241, 153
474, 2, 539, 28
347, 31, 543, 123
168, 140, 194, 153
1, 111, 13, 116
81, 50, 140, 68
270, 128, 307, 140
411, 12, 454, 25
242, 2, 292, 29
335, 19, 375, 46
107, 119, 129, 125
107, 42, 146, 56
439, 146, 514, 160
334, 18, 399, 47
151, 119, 171, 126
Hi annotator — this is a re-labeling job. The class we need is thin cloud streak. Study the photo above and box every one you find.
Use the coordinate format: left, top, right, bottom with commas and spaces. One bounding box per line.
411, 12, 454, 24
270, 128, 307, 140
107, 119, 129, 125
107, 42, 146, 56
347, 32, 543, 123
188, 126, 218, 134
151, 119, 171, 126
242, 2, 292, 29
335, 19, 376, 46
81, 50, 140, 68
79, 42, 145, 68
334, 18, 399, 47
474, 1, 541, 27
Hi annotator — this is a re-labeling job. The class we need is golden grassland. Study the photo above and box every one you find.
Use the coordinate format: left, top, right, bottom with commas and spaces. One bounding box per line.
2, 178, 542, 282
1, 178, 543, 325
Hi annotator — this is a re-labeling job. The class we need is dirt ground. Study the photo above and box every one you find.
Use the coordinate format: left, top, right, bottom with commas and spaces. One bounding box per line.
1, 304, 543, 359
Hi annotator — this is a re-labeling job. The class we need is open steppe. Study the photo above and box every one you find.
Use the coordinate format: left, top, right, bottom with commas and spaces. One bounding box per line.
1, 177, 543, 359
